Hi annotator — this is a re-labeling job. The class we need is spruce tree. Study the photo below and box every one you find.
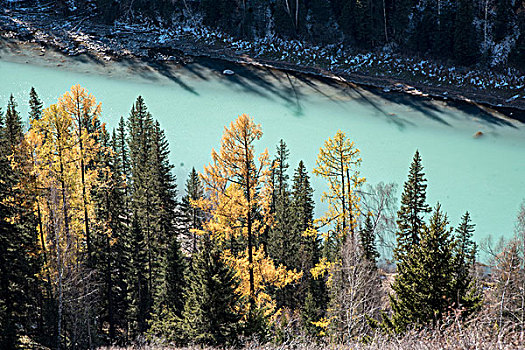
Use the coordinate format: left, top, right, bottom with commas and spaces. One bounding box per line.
182, 244, 242, 346
360, 215, 379, 266
452, 212, 482, 315
5, 95, 23, 152
92, 127, 131, 342
0, 98, 41, 348
291, 161, 326, 333
395, 150, 430, 254
389, 203, 456, 332
165, 236, 186, 317
268, 140, 294, 268
181, 168, 205, 255
0, 105, 18, 349
126, 214, 150, 338
28, 87, 43, 122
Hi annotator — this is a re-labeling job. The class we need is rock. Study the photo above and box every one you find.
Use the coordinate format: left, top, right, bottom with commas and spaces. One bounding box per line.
474, 131, 484, 138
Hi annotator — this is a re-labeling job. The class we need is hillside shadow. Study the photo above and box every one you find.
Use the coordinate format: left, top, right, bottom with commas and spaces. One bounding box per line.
3, 9, 521, 127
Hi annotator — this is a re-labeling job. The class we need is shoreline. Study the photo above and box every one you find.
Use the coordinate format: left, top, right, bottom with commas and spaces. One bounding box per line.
1, 7, 524, 117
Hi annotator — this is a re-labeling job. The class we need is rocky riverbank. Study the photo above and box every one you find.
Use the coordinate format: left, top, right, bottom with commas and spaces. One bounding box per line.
1, 5, 524, 114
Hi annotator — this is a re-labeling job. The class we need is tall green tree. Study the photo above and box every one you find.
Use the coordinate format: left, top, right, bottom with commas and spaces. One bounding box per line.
126, 214, 150, 338
181, 168, 205, 255
451, 212, 482, 315
290, 160, 326, 334
395, 150, 430, 253
360, 214, 379, 266
0, 97, 41, 349
29, 87, 43, 122
268, 140, 293, 268
388, 203, 456, 332
182, 244, 242, 346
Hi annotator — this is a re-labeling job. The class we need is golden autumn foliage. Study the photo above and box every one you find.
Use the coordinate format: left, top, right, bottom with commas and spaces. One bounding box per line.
26, 85, 108, 284
222, 246, 302, 317
313, 130, 365, 246
195, 113, 273, 241
195, 114, 302, 318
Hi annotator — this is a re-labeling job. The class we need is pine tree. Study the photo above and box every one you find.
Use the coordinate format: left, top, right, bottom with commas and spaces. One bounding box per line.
391, 0, 415, 42
451, 212, 482, 315
494, 0, 513, 42
91, 126, 130, 342
181, 168, 205, 255
291, 161, 326, 334
395, 150, 430, 254
389, 203, 456, 332
116, 116, 130, 200
196, 114, 302, 328
360, 214, 379, 266
125, 97, 179, 337
0, 103, 19, 349
182, 245, 242, 346
5, 95, 23, 152
29, 87, 43, 122
165, 237, 186, 317
268, 139, 294, 268
0, 96, 43, 349
126, 214, 150, 338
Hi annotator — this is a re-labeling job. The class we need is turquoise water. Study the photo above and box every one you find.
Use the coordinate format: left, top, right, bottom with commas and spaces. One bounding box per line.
1, 52, 524, 253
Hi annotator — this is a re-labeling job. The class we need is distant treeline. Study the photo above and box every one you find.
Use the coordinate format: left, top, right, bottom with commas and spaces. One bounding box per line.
0, 86, 524, 349
41, 0, 525, 69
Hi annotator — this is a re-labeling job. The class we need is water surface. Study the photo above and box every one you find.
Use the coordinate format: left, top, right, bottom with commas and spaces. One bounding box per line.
2, 44, 524, 255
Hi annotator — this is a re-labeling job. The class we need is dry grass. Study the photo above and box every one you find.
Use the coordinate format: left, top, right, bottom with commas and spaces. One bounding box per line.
98, 321, 524, 350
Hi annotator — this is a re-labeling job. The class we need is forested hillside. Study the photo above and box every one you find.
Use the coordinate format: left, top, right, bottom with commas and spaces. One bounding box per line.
45, 0, 525, 69
0, 86, 524, 349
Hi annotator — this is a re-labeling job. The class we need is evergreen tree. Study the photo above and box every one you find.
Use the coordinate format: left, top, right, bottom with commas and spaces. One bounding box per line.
0, 98, 41, 348
91, 127, 130, 343
390, 0, 415, 42
389, 203, 456, 332
451, 212, 482, 315
494, 0, 513, 42
116, 116, 130, 199
5, 95, 23, 151
0, 104, 19, 349
291, 161, 326, 334
454, 0, 478, 65
360, 214, 379, 266
268, 140, 294, 268
395, 150, 430, 253
29, 87, 43, 122
182, 245, 242, 346
181, 168, 205, 255
165, 236, 186, 317
126, 214, 150, 338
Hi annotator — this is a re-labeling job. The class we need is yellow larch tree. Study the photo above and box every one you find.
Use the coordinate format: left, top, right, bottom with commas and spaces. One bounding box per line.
313, 130, 365, 254
194, 114, 302, 318
58, 84, 102, 260
26, 89, 108, 345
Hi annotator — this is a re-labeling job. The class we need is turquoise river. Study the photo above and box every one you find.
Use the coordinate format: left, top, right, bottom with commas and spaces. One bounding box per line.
1, 44, 524, 256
